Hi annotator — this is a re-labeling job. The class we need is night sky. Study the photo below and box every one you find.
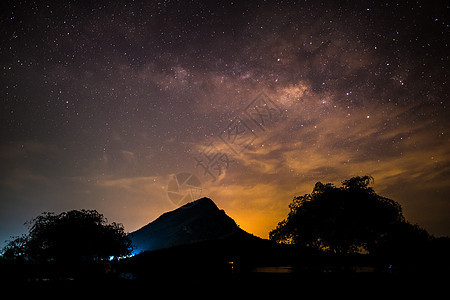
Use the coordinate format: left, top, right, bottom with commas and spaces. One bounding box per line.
1, 0, 449, 246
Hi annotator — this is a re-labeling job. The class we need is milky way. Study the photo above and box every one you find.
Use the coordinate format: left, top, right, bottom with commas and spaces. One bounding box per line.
1, 1, 449, 244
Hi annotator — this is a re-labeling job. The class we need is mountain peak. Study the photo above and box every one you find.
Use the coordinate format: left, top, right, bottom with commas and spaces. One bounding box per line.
179, 197, 218, 210
129, 197, 254, 253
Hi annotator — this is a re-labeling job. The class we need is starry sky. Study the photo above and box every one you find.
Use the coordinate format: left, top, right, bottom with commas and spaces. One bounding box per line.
1, 0, 449, 246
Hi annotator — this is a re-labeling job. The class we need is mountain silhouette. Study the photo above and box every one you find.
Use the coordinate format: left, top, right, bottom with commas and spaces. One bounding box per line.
129, 197, 256, 253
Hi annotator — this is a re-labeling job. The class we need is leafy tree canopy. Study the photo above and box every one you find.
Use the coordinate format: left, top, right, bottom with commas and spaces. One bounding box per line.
2, 209, 132, 263
269, 176, 408, 254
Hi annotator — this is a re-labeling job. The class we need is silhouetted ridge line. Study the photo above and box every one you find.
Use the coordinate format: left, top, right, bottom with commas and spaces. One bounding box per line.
129, 197, 255, 253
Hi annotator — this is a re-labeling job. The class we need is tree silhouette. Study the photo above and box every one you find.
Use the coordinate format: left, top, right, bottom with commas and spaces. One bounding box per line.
2, 209, 132, 263
369, 221, 431, 260
1, 235, 28, 262
269, 176, 405, 254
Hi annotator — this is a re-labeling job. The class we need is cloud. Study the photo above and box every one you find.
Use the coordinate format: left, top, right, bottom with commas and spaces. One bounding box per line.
0, 141, 65, 191
96, 175, 164, 195
1, 168, 52, 191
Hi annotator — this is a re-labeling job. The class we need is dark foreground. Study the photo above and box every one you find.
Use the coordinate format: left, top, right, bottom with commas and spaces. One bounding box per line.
3, 270, 447, 298
2, 239, 449, 296
2, 260, 447, 297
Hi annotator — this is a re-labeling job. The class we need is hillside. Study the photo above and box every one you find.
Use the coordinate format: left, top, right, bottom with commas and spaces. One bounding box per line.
128, 197, 257, 253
